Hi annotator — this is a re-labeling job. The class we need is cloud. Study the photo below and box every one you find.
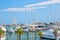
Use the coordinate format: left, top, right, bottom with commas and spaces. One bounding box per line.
25, 0, 60, 7
2, 8, 31, 12
0, 0, 60, 12
1, 7, 46, 12
0, 8, 31, 12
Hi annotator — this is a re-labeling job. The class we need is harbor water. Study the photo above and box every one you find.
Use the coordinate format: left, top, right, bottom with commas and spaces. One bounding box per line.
5, 32, 49, 40
5, 26, 51, 40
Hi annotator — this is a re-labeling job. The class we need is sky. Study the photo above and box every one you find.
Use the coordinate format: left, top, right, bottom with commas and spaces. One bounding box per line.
0, 0, 60, 24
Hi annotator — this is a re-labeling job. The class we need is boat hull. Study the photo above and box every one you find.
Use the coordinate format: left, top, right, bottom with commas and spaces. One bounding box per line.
41, 37, 55, 40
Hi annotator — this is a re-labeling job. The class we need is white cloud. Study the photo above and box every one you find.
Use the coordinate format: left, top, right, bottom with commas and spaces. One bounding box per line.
0, 8, 31, 12
25, 0, 60, 7
2, 8, 31, 12
0, 0, 60, 12
1, 7, 46, 12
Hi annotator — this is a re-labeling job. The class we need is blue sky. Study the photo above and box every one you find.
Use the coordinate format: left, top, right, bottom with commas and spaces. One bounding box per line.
0, 0, 60, 24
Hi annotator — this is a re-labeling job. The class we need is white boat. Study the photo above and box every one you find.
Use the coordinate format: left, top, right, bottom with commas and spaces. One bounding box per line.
7, 28, 14, 34
24, 29, 29, 32
42, 29, 60, 40
0, 26, 6, 40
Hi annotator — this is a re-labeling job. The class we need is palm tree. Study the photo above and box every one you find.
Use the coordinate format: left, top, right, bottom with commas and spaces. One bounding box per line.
38, 31, 43, 40
53, 29, 58, 40
15, 28, 24, 40
0, 28, 5, 40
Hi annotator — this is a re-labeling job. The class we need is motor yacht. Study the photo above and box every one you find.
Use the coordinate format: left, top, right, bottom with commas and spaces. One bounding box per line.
42, 25, 60, 40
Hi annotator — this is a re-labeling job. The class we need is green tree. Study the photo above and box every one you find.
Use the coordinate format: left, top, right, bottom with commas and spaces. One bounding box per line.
53, 29, 58, 40
50, 22, 55, 25
15, 28, 24, 40
38, 31, 43, 40
0, 28, 5, 40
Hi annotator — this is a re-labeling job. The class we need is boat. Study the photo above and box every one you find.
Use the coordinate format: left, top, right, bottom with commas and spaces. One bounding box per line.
7, 28, 14, 34
42, 29, 60, 40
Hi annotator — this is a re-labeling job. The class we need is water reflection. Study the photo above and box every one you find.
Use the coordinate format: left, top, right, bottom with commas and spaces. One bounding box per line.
5, 32, 50, 40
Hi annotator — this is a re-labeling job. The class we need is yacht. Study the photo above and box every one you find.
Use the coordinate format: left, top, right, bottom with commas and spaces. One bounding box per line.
7, 28, 14, 34
42, 25, 60, 40
42, 29, 55, 39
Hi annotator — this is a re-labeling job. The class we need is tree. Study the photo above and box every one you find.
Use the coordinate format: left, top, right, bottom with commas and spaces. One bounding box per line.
38, 31, 43, 40
53, 29, 58, 40
50, 22, 55, 25
15, 28, 24, 40
0, 28, 5, 40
